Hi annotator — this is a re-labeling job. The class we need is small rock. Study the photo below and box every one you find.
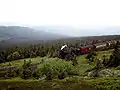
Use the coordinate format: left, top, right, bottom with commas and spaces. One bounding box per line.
38, 77, 46, 80
114, 70, 120, 75
84, 76, 88, 79
98, 69, 113, 77
88, 71, 96, 77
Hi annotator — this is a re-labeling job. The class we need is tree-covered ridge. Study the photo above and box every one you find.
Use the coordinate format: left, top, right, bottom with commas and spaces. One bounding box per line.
0, 34, 119, 63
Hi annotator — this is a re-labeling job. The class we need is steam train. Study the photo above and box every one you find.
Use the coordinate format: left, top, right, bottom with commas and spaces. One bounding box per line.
59, 40, 117, 59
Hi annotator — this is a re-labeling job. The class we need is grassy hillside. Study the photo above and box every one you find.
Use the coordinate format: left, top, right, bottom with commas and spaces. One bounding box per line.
0, 49, 113, 68
1, 49, 119, 90
0, 57, 57, 68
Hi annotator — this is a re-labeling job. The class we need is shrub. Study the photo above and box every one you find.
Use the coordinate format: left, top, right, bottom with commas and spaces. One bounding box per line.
21, 60, 33, 79
58, 72, 67, 79
32, 69, 42, 79
21, 69, 32, 79
115, 65, 120, 70
86, 52, 97, 63
7, 51, 20, 61
39, 59, 74, 80
107, 43, 120, 67
4, 69, 17, 79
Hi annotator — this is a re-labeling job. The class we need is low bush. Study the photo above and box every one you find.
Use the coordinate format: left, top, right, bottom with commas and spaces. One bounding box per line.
38, 59, 77, 80
115, 65, 120, 70
32, 69, 42, 79
4, 69, 17, 79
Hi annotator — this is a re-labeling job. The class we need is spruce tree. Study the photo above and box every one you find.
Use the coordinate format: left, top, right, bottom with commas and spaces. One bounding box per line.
108, 41, 120, 67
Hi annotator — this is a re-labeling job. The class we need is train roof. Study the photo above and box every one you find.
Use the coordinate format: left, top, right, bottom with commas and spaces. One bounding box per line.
94, 43, 106, 46
80, 45, 93, 48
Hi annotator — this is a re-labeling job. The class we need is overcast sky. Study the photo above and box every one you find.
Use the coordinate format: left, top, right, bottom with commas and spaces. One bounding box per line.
0, 0, 120, 36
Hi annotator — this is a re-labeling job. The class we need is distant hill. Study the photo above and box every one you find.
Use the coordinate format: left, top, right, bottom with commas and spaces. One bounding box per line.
30, 26, 120, 37
0, 26, 70, 49
0, 26, 70, 42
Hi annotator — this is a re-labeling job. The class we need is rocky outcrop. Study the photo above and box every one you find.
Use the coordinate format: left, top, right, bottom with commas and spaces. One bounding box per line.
98, 69, 113, 77
88, 69, 114, 77
88, 71, 97, 77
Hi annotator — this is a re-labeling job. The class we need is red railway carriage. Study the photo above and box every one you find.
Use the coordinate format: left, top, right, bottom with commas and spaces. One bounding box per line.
80, 45, 94, 54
